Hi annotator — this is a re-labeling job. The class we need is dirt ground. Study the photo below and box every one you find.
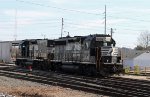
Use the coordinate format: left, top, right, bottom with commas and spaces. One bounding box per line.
1, 86, 87, 97
0, 76, 104, 97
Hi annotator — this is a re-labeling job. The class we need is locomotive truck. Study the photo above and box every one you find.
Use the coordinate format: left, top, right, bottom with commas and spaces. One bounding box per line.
15, 34, 123, 76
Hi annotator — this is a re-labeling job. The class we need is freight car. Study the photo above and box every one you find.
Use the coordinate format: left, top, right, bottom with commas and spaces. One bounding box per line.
16, 34, 123, 76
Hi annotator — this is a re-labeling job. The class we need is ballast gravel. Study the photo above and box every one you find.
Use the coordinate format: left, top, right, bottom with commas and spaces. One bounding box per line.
0, 76, 105, 97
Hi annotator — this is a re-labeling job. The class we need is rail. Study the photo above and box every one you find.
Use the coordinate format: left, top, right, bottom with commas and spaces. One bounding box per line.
0, 66, 150, 97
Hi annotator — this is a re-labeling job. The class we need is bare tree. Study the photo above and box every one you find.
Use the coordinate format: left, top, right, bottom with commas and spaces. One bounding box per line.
136, 31, 150, 50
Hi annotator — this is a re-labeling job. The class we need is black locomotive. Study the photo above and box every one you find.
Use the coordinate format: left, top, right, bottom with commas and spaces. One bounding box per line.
16, 34, 123, 76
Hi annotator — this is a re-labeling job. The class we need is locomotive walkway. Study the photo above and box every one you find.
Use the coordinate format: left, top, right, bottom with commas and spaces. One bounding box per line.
0, 66, 150, 97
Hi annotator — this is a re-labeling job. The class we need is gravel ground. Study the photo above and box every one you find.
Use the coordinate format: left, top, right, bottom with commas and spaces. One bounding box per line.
0, 76, 105, 97
115, 74, 150, 81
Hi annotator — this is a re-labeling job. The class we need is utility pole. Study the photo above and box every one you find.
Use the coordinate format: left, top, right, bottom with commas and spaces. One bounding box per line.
14, 8, 17, 41
104, 5, 107, 35
61, 18, 64, 38
14, 8, 18, 61
110, 28, 113, 38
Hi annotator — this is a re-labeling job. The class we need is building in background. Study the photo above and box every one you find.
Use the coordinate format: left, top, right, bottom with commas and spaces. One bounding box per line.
133, 52, 150, 68
0, 41, 20, 63
122, 48, 150, 69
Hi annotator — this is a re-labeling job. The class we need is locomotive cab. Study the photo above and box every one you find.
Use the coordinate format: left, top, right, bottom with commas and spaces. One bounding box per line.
87, 34, 122, 75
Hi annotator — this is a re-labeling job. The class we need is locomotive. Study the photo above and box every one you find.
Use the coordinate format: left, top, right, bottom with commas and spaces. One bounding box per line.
16, 34, 123, 76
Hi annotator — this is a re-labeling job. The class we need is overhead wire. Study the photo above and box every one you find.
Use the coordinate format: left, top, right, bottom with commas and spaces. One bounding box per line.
16, 0, 150, 28
108, 15, 150, 23
16, 0, 103, 15
2, 0, 148, 36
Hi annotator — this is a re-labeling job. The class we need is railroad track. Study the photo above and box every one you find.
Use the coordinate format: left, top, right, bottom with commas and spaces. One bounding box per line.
0, 67, 150, 97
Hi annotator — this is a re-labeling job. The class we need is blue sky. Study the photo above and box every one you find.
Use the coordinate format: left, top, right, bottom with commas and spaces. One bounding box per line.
0, 0, 150, 48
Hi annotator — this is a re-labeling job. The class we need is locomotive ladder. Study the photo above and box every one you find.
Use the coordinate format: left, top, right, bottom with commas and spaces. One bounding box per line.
96, 47, 103, 74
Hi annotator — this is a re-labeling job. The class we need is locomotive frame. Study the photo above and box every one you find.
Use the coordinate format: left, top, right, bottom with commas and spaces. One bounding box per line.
16, 34, 123, 76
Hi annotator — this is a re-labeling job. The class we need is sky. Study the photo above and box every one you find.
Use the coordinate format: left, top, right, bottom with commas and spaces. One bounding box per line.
0, 0, 150, 48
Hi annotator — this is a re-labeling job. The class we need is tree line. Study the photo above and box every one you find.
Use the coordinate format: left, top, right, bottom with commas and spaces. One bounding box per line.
135, 31, 150, 50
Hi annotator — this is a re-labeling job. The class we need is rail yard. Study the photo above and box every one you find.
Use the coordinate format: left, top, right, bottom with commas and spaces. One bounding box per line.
1, 0, 150, 97
0, 64, 150, 97
0, 34, 150, 97
0, 33, 150, 97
